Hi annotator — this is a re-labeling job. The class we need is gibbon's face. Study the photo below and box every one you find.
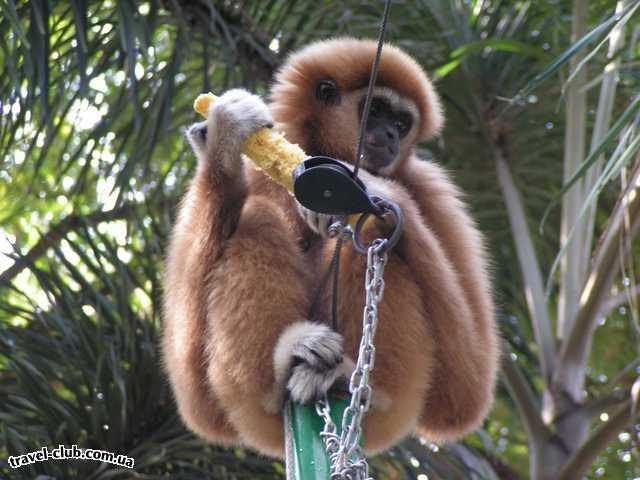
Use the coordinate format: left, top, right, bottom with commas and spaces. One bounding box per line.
312, 80, 420, 176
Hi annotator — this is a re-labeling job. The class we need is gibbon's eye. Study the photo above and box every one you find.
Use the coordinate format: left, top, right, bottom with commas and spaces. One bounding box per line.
395, 113, 413, 137
315, 79, 339, 105
369, 100, 383, 117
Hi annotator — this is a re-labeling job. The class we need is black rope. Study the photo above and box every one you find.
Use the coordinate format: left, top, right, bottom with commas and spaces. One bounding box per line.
329, 236, 343, 331
327, 0, 393, 329
352, 0, 393, 179
308, 232, 343, 323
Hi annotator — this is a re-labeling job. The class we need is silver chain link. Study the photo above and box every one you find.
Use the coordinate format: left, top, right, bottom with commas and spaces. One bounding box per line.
315, 237, 388, 480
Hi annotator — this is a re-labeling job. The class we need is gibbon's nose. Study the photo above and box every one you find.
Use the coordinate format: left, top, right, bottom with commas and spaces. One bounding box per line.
366, 127, 397, 149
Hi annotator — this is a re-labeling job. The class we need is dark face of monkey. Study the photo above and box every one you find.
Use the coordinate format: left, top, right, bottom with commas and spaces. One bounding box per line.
359, 96, 413, 171
313, 80, 419, 175
271, 38, 443, 175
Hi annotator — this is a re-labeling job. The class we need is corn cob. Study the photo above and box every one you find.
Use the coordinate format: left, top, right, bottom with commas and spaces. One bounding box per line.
194, 93, 305, 192
194, 93, 379, 232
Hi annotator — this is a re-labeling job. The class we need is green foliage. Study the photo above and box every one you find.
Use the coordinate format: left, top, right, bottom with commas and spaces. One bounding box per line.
0, 219, 284, 479
1, 0, 639, 479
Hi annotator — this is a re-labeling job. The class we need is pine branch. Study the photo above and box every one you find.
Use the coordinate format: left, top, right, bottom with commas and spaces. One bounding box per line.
496, 148, 556, 382
601, 283, 640, 317
556, 157, 640, 397
581, 0, 629, 278
167, 0, 279, 83
501, 347, 549, 444
582, 390, 629, 419
558, 400, 636, 480
558, 0, 589, 342
0, 204, 137, 286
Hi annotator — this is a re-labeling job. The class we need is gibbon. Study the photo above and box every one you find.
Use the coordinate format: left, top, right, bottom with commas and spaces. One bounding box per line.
162, 37, 499, 458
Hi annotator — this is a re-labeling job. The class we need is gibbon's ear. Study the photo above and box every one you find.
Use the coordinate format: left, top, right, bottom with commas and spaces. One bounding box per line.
270, 37, 444, 142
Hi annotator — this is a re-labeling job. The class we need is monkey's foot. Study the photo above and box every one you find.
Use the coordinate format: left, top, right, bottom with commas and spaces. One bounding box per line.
274, 321, 353, 405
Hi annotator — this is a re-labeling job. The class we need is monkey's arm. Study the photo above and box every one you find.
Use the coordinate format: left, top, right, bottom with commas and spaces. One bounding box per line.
162, 90, 272, 446
162, 173, 239, 445
164, 90, 351, 458
356, 165, 499, 442
396, 157, 499, 440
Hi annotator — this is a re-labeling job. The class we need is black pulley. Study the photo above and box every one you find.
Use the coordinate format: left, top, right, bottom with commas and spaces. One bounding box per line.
292, 156, 382, 216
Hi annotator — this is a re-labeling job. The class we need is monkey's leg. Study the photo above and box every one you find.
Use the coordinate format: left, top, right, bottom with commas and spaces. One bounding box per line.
162, 89, 273, 446
163, 89, 289, 454
164, 188, 324, 457
204, 194, 352, 457
398, 160, 499, 441
162, 173, 241, 446
329, 240, 435, 455
333, 169, 490, 451
302, 171, 433, 454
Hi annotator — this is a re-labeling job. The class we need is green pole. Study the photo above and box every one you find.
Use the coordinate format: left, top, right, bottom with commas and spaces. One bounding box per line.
284, 394, 350, 480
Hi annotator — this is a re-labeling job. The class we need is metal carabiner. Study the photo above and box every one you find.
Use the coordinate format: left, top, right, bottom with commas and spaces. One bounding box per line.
353, 196, 403, 255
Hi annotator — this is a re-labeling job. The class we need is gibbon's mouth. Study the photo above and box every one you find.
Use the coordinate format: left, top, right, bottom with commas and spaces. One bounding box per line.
363, 144, 397, 171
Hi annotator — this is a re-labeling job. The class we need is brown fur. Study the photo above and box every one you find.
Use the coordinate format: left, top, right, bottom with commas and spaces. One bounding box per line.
162, 37, 498, 458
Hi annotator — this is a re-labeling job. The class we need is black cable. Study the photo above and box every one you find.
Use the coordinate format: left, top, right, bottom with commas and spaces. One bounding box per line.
328, 0, 393, 329
330, 237, 343, 331
352, 0, 393, 179
308, 232, 343, 322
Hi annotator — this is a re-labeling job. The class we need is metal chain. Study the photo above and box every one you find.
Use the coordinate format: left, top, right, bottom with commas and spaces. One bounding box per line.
315, 238, 388, 480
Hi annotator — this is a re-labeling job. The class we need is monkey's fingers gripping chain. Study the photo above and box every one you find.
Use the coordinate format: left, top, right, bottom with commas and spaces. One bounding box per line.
194, 93, 305, 192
